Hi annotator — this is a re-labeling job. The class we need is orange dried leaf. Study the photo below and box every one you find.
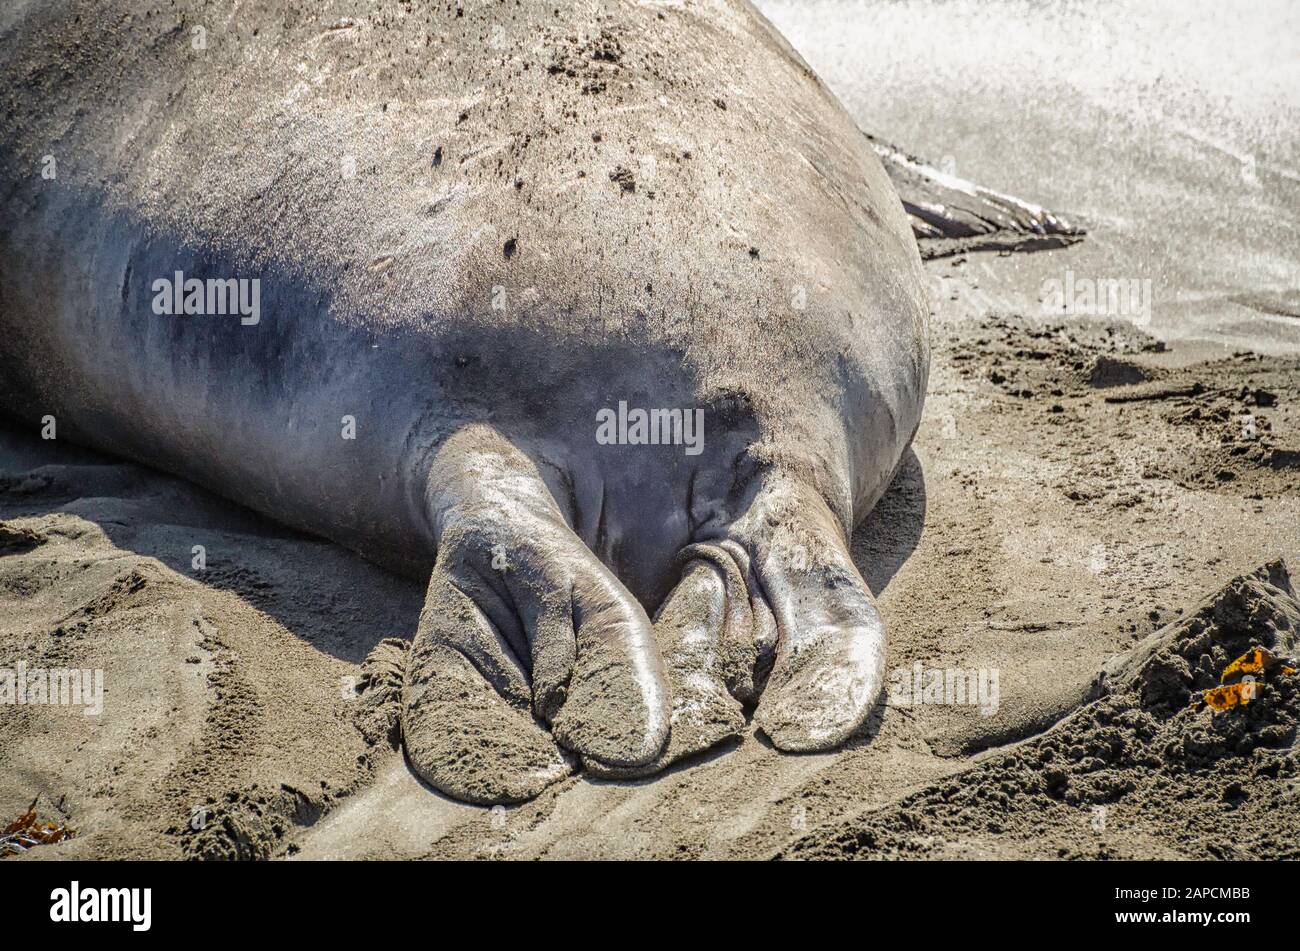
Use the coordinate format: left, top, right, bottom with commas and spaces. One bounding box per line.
1220, 648, 1270, 681
1202, 681, 1260, 712
2, 799, 37, 836
0, 797, 75, 856
1219, 647, 1297, 683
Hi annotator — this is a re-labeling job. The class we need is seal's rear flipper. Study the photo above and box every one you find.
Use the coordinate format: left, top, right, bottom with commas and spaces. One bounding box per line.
729, 475, 887, 751
603, 471, 887, 765
583, 542, 757, 779
864, 131, 1084, 260
402, 427, 670, 804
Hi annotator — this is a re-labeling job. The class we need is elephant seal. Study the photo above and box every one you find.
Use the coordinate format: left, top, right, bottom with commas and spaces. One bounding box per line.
0, 0, 928, 803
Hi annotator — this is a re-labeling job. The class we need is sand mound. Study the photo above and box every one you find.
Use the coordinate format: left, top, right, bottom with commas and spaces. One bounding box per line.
949, 314, 1300, 502
1101, 561, 1298, 713
782, 562, 1300, 859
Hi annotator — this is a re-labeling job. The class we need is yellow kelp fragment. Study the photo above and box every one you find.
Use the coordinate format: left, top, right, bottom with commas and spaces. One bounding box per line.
1220, 647, 1293, 681
1196, 647, 1298, 712
1202, 681, 1259, 712
0, 796, 76, 856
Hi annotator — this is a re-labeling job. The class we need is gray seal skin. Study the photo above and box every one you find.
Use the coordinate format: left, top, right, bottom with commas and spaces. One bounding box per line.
0, 0, 928, 803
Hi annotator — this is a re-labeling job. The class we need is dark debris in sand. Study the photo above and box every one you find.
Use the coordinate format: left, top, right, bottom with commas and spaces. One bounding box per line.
948, 315, 1300, 503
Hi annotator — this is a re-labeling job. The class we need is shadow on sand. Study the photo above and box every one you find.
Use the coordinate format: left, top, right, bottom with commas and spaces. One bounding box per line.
0, 419, 928, 669
854, 446, 927, 598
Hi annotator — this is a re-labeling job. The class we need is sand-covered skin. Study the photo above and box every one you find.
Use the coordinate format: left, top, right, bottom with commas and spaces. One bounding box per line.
1, 0, 927, 797
4, 167, 1299, 856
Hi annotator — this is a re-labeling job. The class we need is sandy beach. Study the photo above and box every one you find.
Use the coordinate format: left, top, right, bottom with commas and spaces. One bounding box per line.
3, 0, 1299, 860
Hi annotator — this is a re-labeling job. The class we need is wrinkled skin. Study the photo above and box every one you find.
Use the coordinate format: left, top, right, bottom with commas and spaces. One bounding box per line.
0, 0, 928, 802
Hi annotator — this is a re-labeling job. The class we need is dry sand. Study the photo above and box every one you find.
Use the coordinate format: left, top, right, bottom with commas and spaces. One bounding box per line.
3, 0, 1299, 859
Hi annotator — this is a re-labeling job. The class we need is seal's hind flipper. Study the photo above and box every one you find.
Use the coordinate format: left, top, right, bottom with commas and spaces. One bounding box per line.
864, 131, 1084, 260
402, 427, 670, 804
583, 542, 756, 779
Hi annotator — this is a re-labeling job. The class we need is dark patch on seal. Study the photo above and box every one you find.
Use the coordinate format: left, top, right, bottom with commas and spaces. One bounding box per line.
609, 166, 635, 194
588, 29, 622, 63
546, 27, 622, 92
705, 387, 758, 433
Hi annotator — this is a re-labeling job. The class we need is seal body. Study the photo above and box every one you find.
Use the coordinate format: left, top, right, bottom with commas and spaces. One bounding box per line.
0, 0, 928, 802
